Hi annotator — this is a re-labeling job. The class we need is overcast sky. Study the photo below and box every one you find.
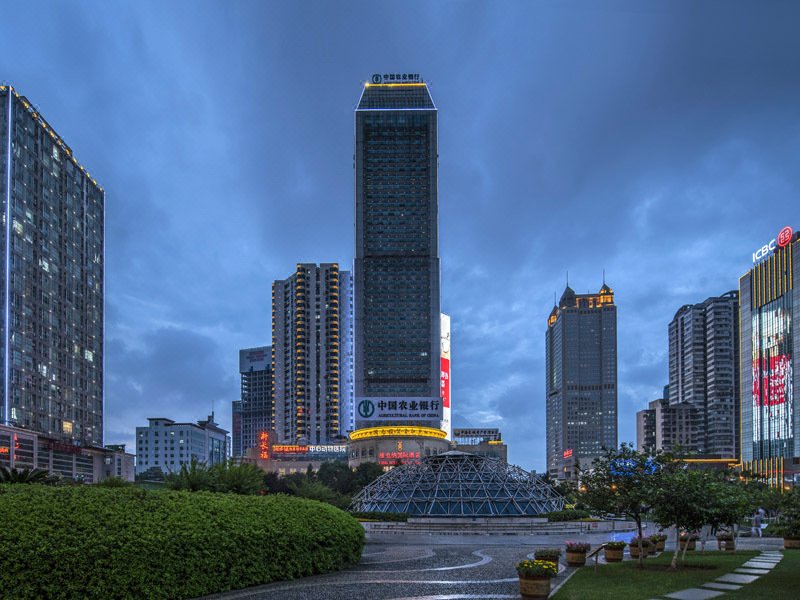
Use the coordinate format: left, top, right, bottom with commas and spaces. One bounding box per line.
1, 1, 798, 471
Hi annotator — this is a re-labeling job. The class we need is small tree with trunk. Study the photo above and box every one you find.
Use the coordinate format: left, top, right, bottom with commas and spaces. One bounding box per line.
580, 443, 668, 568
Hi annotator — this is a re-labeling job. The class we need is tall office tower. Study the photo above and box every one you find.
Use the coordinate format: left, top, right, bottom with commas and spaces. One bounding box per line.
354, 73, 441, 431
546, 284, 617, 480
231, 346, 272, 457
0, 86, 104, 445
272, 264, 346, 445
740, 225, 799, 487
668, 291, 740, 457
340, 271, 355, 435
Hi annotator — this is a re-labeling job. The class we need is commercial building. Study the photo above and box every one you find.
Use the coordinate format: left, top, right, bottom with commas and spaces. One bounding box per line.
740, 225, 800, 487
546, 283, 617, 480
353, 74, 442, 432
636, 397, 700, 454
135, 415, 229, 476
452, 427, 507, 461
668, 291, 739, 457
0, 423, 133, 482
242, 431, 348, 475
348, 425, 451, 469
1, 86, 104, 446
272, 263, 349, 445
232, 346, 272, 457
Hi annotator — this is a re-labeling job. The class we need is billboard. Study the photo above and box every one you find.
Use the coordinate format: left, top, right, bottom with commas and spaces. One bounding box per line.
240, 346, 270, 373
356, 397, 442, 422
440, 313, 451, 439
752, 303, 793, 443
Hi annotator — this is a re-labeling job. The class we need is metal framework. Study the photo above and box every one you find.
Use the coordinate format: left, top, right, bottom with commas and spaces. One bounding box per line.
350, 451, 565, 516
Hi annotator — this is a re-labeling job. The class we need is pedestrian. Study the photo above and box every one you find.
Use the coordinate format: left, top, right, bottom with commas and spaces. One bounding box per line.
752, 507, 765, 538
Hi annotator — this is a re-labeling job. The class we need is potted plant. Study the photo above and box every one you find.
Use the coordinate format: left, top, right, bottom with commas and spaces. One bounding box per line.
783, 521, 800, 550
516, 558, 558, 599
650, 533, 667, 552
628, 537, 651, 559
534, 548, 562, 567
679, 533, 697, 551
565, 541, 591, 566
716, 531, 735, 551
604, 541, 626, 562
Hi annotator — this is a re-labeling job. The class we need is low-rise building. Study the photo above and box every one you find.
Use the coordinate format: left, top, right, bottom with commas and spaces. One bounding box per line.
0, 423, 134, 483
135, 415, 229, 476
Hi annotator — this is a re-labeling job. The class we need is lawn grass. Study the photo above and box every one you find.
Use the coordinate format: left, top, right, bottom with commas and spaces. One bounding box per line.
725, 549, 800, 599
551, 550, 758, 600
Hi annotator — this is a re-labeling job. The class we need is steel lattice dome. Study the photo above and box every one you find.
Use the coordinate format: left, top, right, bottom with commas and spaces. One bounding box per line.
350, 451, 565, 516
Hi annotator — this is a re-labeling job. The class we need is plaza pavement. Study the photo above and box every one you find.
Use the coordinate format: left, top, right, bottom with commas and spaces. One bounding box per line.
201, 531, 784, 600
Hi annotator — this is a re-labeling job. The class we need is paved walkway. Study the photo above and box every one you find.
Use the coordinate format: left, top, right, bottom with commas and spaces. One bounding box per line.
201, 535, 785, 600
656, 550, 783, 600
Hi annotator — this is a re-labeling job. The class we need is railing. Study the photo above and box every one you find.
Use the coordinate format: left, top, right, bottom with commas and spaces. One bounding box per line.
586, 543, 607, 573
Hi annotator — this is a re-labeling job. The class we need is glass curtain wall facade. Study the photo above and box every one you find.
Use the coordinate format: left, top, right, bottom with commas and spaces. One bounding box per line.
0, 86, 103, 446
740, 231, 799, 486
546, 284, 617, 480
354, 80, 441, 430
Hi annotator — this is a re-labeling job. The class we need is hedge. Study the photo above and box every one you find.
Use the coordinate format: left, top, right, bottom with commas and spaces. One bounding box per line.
0, 485, 365, 599
544, 508, 592, 522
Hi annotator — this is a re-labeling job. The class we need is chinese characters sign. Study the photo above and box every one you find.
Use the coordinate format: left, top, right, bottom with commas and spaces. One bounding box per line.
259, 431, 270, 459
357, 397, 442, 421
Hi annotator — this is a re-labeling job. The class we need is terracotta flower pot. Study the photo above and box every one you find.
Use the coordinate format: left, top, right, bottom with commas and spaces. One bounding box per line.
723, 540, 736, 552
604, 547, 623, 562
656, 540, 666, 552
784, 538, 800, 550
519, 576, 551, 599
679, 540, 696, 551
629, 544, 648, 559
566, 551, 586, 566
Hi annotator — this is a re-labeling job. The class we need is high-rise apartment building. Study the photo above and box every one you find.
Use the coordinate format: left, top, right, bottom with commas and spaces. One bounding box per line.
740, 225, 799, 487
353, 73, 441, 431
232, 346, 272, 457
272, 263, 348, 444
0, 86, 104, 446
546, 284, 617, 480
668, 291, 739, 457
340, 271, 355, 435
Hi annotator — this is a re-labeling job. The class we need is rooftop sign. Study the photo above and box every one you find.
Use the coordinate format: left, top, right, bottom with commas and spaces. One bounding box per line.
370, 73, 422, 84
752, 226, 794, 264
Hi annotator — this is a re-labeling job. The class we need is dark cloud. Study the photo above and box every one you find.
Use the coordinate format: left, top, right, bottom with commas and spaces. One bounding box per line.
1, 1, 798, 469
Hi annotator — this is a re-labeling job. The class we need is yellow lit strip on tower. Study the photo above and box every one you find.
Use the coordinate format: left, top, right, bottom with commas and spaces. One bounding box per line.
349, 426, 447, 441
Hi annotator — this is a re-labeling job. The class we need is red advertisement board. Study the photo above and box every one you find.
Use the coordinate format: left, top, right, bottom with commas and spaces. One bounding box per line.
440, 357, 450, 408
752, 355, 790, 406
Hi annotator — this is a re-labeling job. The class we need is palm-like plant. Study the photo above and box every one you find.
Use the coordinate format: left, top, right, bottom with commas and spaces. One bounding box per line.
0, 466, 49, 484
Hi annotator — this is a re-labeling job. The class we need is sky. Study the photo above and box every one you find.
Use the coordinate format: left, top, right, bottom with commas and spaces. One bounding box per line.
1, 1, 798, 472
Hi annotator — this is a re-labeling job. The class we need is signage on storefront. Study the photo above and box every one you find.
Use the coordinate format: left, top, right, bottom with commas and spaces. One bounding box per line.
356, 397, 442, 421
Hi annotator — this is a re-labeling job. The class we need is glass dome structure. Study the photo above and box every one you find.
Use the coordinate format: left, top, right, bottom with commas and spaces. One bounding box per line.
350, 451, 565, 516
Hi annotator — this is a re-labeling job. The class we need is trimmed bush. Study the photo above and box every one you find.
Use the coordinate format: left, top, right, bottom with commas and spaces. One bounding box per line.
545, 508, 591, 522
0, 484, 364, 599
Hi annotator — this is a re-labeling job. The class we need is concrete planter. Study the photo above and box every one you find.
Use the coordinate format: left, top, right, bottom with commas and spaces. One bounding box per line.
519, 576, 550, 599
565, 551, 587, 566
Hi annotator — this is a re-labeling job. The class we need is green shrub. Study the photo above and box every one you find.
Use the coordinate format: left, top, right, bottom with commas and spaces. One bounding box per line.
0, 485, 364, 599
545, 509, 591, 522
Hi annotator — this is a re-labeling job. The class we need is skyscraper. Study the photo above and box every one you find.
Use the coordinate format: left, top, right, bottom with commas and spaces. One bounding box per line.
740, 225, 799, 487
0, 86, 104, 445
353, 73, 441, 431
668, 292, 739, 457
272, 263, 348, 444
546, 284, 617, 480
232, 346, 272, 457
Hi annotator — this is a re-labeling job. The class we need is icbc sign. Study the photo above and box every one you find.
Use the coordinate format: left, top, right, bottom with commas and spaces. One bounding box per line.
753, 226, 794, 264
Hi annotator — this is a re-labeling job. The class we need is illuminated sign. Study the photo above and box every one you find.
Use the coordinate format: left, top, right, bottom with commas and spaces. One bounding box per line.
440, 313, 452, 440
370, 73, 421, 85
378, 451, 421, 460
752, 304, 793, 444
270, 444, 348, 456
356, 397, 442, 421
259, 431, 270, 460
349, 426, 448, 441
563, 449, 573, 459
0, 446, 8, 455
753, 226, 795, 264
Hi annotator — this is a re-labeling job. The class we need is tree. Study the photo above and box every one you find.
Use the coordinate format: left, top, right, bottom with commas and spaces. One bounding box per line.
351, 462, 384, 494
0, 466, 49, 484
209, 461, 265, 495
317, 461, 355, 495
165, 459, 214, 492
580, 443, 669, 567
